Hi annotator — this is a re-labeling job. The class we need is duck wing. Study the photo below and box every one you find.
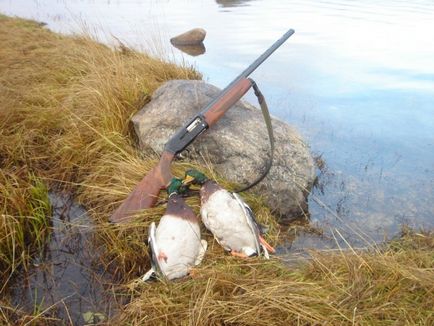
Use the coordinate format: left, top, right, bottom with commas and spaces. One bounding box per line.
233, 193, 269, 234
232, 193, 261, 254
194, 240, 208, 266
147, 222, 166, 280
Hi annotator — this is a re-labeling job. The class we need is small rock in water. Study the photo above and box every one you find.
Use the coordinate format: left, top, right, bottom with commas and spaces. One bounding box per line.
170, 28, 206, 46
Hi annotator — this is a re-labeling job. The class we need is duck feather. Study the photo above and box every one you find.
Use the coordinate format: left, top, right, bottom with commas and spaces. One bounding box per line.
201, 187, 261, 256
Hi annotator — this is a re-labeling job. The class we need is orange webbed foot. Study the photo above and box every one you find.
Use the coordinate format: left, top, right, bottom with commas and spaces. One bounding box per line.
259, 236, 275, 254
230, 251, 249, 258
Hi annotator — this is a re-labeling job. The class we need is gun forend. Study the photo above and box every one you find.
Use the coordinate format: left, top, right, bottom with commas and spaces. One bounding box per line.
202, 78, 252, 126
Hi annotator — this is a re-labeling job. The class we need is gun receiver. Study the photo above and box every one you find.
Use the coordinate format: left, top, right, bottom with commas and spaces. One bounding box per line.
110, 29, 295, 223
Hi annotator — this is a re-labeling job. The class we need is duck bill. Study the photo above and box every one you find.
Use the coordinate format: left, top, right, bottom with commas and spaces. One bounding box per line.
182, 174, 196, 186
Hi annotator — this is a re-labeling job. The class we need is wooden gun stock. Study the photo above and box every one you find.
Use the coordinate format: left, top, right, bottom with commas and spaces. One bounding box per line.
109, 151, 174, 223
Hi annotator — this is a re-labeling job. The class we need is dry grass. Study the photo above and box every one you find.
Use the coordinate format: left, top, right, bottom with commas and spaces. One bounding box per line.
0, 14, 433, 325
115, 228, 434, 325
0, 14, 199, 185
0, 14, 277, 324
0, 13, 277, 284
0, 13, 205, 275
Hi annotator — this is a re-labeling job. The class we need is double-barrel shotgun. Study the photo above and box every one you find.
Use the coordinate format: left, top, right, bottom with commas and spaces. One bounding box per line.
110, 29, 295, 223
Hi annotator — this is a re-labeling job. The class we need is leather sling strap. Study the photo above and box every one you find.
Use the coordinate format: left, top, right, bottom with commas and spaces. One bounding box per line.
236, 79, 275, 193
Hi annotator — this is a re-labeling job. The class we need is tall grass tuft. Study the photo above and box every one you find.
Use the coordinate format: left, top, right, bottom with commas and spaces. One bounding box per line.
0, 168, 51, 289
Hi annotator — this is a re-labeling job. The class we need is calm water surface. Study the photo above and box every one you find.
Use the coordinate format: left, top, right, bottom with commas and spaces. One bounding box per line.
1, 0, 433, 244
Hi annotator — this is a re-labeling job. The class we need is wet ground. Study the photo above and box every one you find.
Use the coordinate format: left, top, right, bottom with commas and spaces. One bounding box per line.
10, 194, 117, 325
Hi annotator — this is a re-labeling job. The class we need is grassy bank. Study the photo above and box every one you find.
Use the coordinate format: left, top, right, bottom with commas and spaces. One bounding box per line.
0, 15, 433, 325
0, 13, 204, 278
115, 228, 433, 325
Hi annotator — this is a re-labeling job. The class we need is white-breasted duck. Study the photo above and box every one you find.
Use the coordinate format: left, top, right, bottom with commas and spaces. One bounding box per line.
142, 178, 207, 281
183, 170, 275, 258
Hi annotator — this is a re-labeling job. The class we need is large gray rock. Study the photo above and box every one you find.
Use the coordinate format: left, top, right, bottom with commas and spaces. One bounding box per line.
132, 80, 315, 220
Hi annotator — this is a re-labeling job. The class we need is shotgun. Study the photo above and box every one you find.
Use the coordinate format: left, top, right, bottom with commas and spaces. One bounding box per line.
110, 29, 295, 223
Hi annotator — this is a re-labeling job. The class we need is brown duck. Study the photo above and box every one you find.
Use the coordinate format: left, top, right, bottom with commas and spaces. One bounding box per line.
142, 178, 207, 281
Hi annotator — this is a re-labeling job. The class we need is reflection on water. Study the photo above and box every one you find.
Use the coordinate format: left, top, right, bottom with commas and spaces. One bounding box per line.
10, 194, 116, 325
171, 42, 206, 56
0, 0, 433, 247
216, 0, 253, 8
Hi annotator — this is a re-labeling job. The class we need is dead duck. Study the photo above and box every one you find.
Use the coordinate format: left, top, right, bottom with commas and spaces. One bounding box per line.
142, 177, 207, 281
183, 170, 275, 258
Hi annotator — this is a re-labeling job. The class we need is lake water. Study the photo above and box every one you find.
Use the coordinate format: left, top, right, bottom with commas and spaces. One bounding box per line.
1, 0, 433, 245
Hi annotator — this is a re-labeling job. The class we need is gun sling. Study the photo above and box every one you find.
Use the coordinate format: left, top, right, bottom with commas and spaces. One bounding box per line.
235, 79, 274, 193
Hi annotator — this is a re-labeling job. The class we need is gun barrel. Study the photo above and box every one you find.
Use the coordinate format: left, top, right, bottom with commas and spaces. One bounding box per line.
200, 28, 295, 115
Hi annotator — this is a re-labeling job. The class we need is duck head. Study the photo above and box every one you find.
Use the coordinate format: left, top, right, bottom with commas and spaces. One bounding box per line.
167, 177, 184, 197
183, 169, 208, 186
183, 169, 222, 204
165, 177, 197, 222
